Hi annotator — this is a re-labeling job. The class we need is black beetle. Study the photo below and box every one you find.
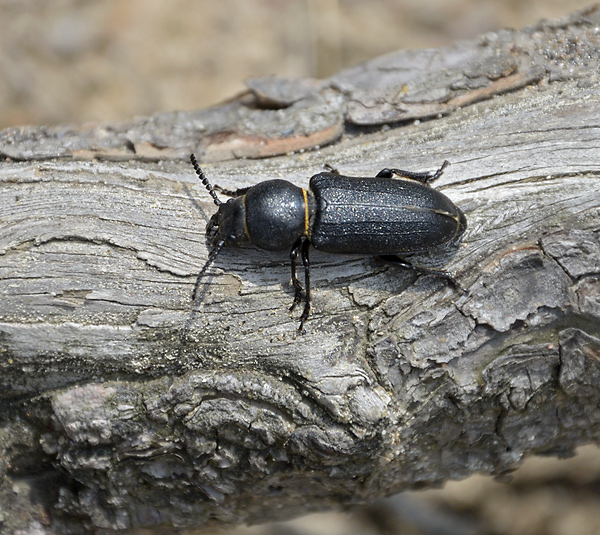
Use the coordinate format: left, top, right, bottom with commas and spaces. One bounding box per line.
190, 154, 467, 332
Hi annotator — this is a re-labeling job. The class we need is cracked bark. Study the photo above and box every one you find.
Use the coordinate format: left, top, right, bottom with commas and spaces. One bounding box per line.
1, 6, 600, 534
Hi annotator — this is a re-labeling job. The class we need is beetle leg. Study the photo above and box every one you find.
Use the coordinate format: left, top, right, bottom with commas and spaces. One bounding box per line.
376, 160, 450, 185
428, 160, 451, 183
213, 184, 251, 197
378, 254, 466, 293
289, 239, 304, 311
375, 168, 393, 178
376, 167, 436, 183
289, 238, 311, 332
298, 239, 311, 333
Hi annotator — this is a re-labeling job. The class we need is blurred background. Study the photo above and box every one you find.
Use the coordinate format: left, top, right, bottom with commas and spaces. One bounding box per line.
2, 1, 599, 534
233, 445, 600, 535
0, 0, 595, 129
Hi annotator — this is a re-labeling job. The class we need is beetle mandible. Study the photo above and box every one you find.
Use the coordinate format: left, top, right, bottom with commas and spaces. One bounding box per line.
190, 153, 467, 332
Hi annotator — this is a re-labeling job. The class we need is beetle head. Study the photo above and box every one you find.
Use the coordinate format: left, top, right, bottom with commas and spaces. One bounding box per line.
190, 153, 250, 251
206, 197, 250, 249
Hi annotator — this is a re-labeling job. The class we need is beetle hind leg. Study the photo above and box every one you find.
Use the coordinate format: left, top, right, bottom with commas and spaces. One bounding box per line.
376, 160, 450, 184
378, 254, 466, 293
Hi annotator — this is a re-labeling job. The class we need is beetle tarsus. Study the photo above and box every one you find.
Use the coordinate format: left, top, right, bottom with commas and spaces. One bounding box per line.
297, 307, 309, 335
430, 160, 451, 182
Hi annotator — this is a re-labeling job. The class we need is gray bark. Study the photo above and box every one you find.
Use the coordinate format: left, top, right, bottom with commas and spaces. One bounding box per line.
1, 5, 600, 534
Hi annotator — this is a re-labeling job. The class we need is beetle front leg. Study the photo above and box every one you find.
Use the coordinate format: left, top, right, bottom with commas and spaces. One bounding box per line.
378, 254, 466, 293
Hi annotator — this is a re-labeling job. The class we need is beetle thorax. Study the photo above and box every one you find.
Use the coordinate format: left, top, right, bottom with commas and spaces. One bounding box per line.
244, 180, 308, 251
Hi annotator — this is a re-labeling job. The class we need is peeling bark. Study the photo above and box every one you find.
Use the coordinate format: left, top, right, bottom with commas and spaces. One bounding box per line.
1, 6, 600, 534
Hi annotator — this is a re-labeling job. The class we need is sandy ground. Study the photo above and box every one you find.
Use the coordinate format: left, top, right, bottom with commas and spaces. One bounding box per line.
0, 0, 595, 128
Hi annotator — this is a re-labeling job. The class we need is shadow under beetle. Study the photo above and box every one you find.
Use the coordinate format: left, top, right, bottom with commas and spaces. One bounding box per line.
190, 154, 467, 333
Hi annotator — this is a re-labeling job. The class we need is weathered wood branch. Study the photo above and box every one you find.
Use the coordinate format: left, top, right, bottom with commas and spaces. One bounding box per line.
1, 6, 600, 534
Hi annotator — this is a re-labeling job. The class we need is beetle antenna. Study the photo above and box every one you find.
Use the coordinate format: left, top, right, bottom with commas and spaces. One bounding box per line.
190, 153, 222, 206
192, 239, 225, 302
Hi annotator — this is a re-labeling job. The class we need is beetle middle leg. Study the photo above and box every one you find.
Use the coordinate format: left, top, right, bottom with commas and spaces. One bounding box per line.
378, 254, 465, 293
376, 160, 450, 185
290, 239, 304, 309
289, 237, 311, 333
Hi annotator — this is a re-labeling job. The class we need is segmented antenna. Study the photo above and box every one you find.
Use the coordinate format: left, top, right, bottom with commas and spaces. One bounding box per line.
190, 153, 222, 206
